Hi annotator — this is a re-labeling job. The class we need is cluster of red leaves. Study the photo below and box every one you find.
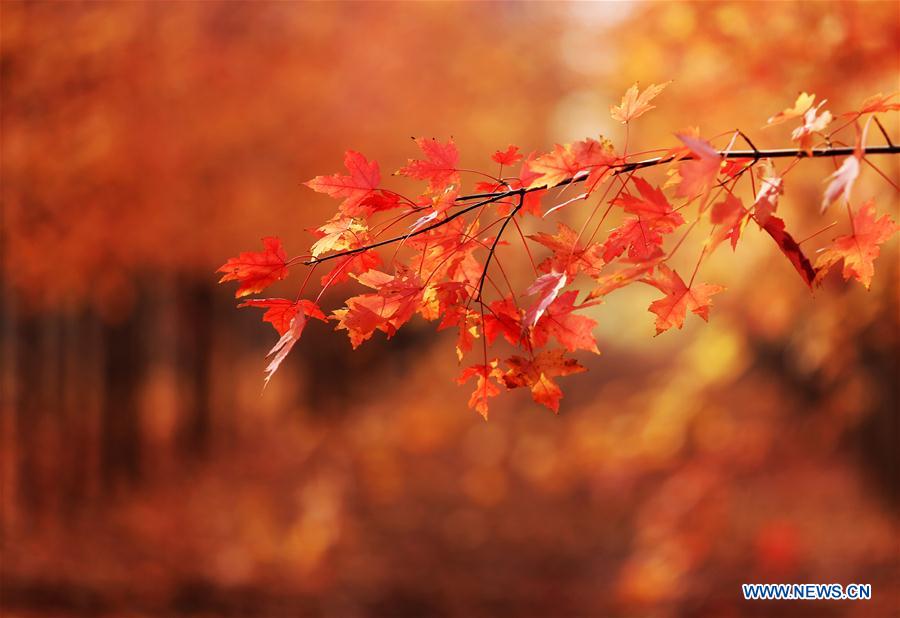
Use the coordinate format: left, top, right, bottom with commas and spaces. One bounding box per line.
219, 86, 898, 419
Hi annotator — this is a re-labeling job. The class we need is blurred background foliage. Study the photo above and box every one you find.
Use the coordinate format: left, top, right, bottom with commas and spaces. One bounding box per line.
1, 2, 898, 616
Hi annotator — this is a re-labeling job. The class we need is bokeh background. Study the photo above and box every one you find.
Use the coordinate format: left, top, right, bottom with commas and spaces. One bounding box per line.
2, 2, 899, 617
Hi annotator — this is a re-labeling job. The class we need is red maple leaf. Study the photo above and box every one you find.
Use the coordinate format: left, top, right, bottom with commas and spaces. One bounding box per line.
304, 150, 381, 217
491, 145, 523, 166
319, 250, 382, 286
759, 216, 817, 288
333, 269, 430, 348
531, 291, 600, 354
397, 137, 460, 192
644, 264, 725, 335
217, 237, 289, 298
484, 297, 525, 346
603, 177, 684, 262
239, 298, 327, 336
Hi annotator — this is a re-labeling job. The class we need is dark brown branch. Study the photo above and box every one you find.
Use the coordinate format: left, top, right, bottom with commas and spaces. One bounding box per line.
305, 143, 900, 267
476, 194, 523, 301
457, 144, 900, 202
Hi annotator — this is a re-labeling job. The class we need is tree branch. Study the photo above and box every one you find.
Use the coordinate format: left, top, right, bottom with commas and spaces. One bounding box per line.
457, 144, 900, 201
305, 144, 900, 267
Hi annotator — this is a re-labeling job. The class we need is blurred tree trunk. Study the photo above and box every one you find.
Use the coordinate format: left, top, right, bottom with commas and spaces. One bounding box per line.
101, 294, 145, 493
0, 283, 19, 534
177, 278, 212, 461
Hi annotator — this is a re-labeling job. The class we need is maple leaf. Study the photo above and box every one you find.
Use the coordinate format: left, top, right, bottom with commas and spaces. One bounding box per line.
709, 193, 748, 252
332, 301, 384, 349
721, 158, 753, 179
263, 309, 309, 387
528, 222, 604, 277
841, 92, 900, 117
814, 201, 899, 289
217, 237, 289, 298
820, 119, 869, 213
644, 264, 725, 335
501, 349, 586, 413
821, 156, 860, 213
531, 291, 600, 354
309, 216, 370, 258
452, 310, 481, 361
458, 361, 502, 419
319, 250, 382, 286
491, 145, 523, 166
524, 271, 567, 328
759, 216, 817, 288
752, 159, 783, 226
610, 81, 670, 123
527, 138, 616, 190
766, 92, 817, 126
604, 177, 685, 261
397, 137, 460, 192
239, 298, 326, 336
304, 150, 382, 217
484, 297, 525, 346
673, 133, 721, 202
587, 258, 662, 300
512, 151, 548, 216
790, 100, 832, 155
333, 268, 436, 348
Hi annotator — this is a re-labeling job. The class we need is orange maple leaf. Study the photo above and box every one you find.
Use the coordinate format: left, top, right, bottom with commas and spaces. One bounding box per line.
814, 201, 899, 289
709, 193, 748, 252
528, 222, 604, 278
644, 264, 725, 335
526, 138, 616, 190
458, 361, 502, 419
841, 92, 900, 117
610, 81, 671, 124
587, 258, 662, 300
217, 237, 289, 298
309, 216, 370, 258
502, 349, 586, 413
766, 92, 817, 126
673, 133, 721, 203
